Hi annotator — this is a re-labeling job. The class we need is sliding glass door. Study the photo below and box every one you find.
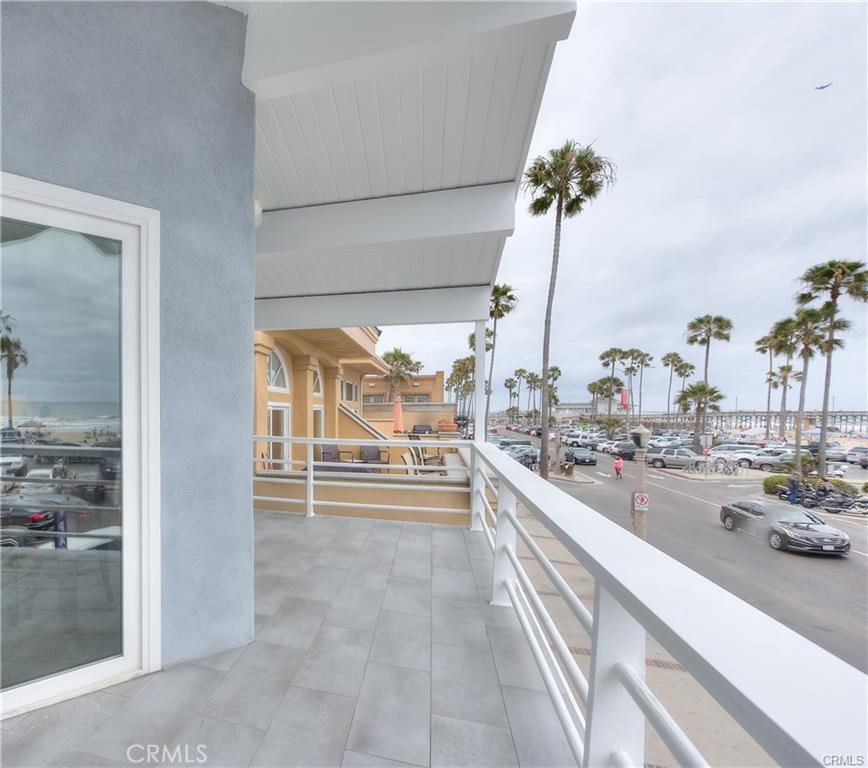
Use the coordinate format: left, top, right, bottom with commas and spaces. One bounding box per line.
0, 174, 159, 713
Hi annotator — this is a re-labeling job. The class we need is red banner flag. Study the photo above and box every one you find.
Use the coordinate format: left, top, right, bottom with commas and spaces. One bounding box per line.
619, 388, 629, 409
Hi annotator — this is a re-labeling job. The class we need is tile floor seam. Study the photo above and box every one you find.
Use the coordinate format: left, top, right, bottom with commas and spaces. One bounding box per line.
341, 521, 407, 762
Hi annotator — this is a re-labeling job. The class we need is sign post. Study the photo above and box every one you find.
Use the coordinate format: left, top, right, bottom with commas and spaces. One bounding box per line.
700, 433, 713, 479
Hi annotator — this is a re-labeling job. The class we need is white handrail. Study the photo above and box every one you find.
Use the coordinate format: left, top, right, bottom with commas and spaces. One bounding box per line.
505, 580, 585, 765
613, 661, 708, 768
474, 441, 866, 766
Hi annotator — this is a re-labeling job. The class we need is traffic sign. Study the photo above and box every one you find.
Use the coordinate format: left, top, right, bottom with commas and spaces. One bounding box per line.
633, 492, 649, 511
700, 433, 713, 448
703, 446, 711, 455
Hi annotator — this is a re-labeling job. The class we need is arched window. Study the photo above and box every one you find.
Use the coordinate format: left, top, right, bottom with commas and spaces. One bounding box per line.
312, 367, 323, 395
266, 349, 288, 392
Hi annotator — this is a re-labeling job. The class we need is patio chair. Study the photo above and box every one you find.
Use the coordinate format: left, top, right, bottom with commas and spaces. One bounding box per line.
360, 444, 389, 472
317, 445, 353, 471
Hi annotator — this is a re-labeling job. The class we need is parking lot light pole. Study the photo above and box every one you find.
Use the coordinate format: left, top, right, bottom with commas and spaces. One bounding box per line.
630, 425, 650, 539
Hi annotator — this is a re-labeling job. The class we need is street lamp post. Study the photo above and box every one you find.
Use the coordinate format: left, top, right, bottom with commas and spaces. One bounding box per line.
630, 424, 650, 539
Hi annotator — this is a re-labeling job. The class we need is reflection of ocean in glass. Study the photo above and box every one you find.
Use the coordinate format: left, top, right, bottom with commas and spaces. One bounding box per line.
1, 218, 123, 690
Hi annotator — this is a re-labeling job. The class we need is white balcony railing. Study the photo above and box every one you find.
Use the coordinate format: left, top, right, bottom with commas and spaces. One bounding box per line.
253, 435, 867, 767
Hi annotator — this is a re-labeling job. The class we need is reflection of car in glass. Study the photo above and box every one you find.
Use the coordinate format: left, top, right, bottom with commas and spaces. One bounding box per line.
1, 493, 93, 535
99, 458, 121, 481
0, 455, 26, 477
565, 447, 597, 466
70, 471, 107, 504
719, 499, 849, 555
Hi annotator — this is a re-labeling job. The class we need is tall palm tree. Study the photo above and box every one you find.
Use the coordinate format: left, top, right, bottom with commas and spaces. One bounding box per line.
676, 382, 724, 450
754, 334, 775, 440
797, 260, 868, 475
770, 317, 798, 439
686, 314, 733, 384
599, 347, 624, 419
513, 368, 527, 423
484, 284, 517, 431
633, 351, 653, 422
587, 380, 602, 422
661, 352, 683, 422
673, 360, 695, 430
526, 372, 542, 416
523, 140, 616, 478
504, 377, 517, 411
382, 348, 423, 401
790, 308, 847, 473
1, 337, 29, 429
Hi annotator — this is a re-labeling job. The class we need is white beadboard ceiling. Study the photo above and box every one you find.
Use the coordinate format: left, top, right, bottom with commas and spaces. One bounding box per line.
219, 1, 575, 325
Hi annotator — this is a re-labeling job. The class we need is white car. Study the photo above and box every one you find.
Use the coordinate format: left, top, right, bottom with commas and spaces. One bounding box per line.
709, 446, 760, 466
0, 455, 26, 477
845, 446, 868, 464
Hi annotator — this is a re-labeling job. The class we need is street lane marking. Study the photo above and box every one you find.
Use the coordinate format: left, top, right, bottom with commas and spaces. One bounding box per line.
727, 484, 754, 488
596, 471, 611, 478
648, 473, 665, 480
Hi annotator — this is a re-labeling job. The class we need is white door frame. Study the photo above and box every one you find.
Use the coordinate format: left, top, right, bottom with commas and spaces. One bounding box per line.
267, 402, 291, 470
0, 173, 161, 716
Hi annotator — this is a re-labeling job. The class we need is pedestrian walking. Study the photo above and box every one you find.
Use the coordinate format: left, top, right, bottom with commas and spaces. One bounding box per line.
787, 471, 800, 505
613, 456, 624, 479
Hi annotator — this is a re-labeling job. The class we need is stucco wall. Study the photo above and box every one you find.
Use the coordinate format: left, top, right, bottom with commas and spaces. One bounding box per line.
1, 2, 256, 664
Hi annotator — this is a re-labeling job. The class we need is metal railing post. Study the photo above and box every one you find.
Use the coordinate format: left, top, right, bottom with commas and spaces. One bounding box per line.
490, 485, 516, 606
582, 582, 646, 768
305, 441, 315, 517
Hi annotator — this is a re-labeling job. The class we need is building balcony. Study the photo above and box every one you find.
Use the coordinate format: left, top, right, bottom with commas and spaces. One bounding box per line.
5, 438, 864, 767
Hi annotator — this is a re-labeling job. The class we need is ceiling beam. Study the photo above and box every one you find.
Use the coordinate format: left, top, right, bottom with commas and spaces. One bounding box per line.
256, 183, 515, 256
239, 2, 576, 100
255, 286, 491, 330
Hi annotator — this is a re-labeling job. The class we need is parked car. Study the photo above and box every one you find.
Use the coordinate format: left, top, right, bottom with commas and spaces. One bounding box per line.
411, 424, 433, 434
719, 499, 850, 555
497, 438, 532, 450
565, 447, 597, 466
807, 441, 842, 457
824, 445, 849, 462
611, 442, 636, 460
0, 455, 26, 478
844, 446, 868, 464
756, 450, 813, 472
646, 447, 700, 469
504, 445, 539, 462
70, 471, 107, 504
709, 446, 761, 467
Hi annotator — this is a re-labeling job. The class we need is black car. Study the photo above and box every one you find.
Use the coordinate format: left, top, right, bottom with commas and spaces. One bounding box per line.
611, 441, 636, 460
411, 424, 433, 434
719, 499, 850, 555
565, 447, 597, 466
0, 502, 58, 532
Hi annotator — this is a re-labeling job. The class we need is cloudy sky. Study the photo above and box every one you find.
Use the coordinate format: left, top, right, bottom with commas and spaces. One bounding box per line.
380, 1, 867, 413
1, 226, 121, 405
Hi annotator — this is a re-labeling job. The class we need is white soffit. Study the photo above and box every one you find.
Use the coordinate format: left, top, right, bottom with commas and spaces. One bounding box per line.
222, 1, 576, 325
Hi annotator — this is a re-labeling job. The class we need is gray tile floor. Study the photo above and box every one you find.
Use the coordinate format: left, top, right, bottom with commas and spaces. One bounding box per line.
1, 512, 574, 768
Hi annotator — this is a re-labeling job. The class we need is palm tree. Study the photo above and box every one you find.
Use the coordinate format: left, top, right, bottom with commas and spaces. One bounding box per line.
755, 334, 775, 440
797, 260, 868, 475
1, 338, 29, 429
673, 360, 695, 429
382, 348, 423, 402
484, 284, 517, 431
587, 380, 602, 422
661, 352, 683, 422
526, 372, 542, 416
633, 351, 653, 422
599, 347, 623, 419
523, 140, 616, 478
0, 313, 28, 429
513, 368, 527, 423
599, 415, 624, 438
686, 314, 733, 384
504, 377, 517, 411
770, 317, 798, 439
790, 307, 847, 473
676, 382, 724, 450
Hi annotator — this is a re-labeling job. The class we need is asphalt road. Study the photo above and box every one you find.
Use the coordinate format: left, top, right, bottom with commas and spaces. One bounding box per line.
505, 431, 868, 673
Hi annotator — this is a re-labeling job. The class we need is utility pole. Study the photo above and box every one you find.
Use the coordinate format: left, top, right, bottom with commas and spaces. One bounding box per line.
630, 425, 650, 539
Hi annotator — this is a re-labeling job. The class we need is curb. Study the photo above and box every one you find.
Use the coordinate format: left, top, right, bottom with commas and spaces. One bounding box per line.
656, 469, 760, 483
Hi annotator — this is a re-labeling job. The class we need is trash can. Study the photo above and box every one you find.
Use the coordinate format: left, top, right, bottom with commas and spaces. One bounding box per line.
564, 462, 574, 476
